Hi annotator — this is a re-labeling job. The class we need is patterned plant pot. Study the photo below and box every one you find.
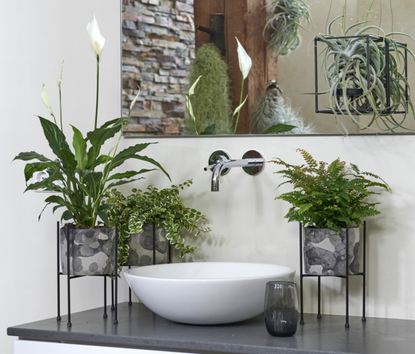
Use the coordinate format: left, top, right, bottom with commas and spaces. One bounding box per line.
303, 227, 360, 276
126, 224, 169, 266
60, 226, 116, 276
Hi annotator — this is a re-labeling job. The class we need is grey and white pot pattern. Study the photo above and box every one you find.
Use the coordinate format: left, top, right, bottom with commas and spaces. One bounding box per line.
60, 226, 116, 276
303, 227, 360, 276
126, 224, 168, 266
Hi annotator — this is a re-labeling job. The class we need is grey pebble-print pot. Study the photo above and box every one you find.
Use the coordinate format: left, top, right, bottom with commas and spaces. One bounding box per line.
60, 226, 116, 276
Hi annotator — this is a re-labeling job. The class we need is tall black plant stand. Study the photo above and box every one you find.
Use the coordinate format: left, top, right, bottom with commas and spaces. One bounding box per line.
299, 222, 367, 328
127, 223, 172, 305
56, 222, 119, 327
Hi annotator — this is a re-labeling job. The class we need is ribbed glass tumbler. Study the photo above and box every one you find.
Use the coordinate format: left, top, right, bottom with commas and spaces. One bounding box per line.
264, 281, 298, 337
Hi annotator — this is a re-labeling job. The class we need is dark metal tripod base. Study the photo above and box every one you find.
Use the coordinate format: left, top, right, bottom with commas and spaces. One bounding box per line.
56, 222, 119, 326
128, 223, 172, 305
299, 222, 367, 328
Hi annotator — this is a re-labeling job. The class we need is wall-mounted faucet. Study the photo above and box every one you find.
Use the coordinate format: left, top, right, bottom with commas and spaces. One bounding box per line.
204, 150, 265, 192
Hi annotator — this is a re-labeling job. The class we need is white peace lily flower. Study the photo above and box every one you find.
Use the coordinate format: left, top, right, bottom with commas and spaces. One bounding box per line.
86, 12, 105, 57
57, 61, 64, 87
189, 75, 202, 96
235, 37, 252, 80
41, 84, 53, 116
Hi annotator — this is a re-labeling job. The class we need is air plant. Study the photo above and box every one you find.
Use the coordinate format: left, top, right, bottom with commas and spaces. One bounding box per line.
249, 80, 316, 134
317, 0, 415, 133
263, 0, 311, 56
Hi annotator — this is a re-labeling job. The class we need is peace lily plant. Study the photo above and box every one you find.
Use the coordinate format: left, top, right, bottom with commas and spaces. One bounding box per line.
14, 13, 170, 228
185, 37, 252, 135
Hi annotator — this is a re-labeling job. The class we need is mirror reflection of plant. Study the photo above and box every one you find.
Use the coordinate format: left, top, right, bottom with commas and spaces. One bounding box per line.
263, 0, 311, 56
317, 0, 415, 133
186, 38, 252, 135
270, 148, 391, 231
105, 179, 210, 271
186, 43, 233, 134
13, 13, 170, 228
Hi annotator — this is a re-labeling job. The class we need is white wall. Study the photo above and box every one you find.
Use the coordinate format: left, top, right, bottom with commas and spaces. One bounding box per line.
0, 1, 125, 353
2, 1, 415, 354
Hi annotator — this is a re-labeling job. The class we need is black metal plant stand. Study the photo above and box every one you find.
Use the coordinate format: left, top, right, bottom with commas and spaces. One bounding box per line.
299, 222, 367, 328
56, 222, 119, 327
128, 223, 172, 305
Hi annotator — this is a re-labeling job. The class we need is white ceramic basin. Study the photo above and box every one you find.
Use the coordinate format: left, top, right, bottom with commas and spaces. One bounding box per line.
124, 262, 295, 325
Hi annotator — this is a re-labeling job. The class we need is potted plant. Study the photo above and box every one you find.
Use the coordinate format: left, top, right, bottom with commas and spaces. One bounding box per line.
263, 0, 311, 56
315, 0, 415, 133
270, 148, 391, 275
13, 13, 170, 276
105, 179, 210, 272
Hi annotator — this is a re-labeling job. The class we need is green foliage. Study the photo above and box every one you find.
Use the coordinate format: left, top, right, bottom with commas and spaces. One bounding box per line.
188, 44, 233, 134
14, 117, 170, 228
264, 0, 311, 56
270, 148, 391, 231
317, 0, 415, 133
105, 179, 210, 270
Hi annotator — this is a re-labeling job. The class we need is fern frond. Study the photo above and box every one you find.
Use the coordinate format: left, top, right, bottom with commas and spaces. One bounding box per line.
296, 148, 318, 169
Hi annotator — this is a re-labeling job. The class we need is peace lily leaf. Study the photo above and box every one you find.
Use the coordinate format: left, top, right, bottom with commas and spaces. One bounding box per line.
232, 95, 248, 118
71, 125, 88, 169
200, 123, 217, 135
261, 124, 297, 134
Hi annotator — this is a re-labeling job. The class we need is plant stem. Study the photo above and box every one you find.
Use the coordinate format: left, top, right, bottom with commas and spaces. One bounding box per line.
94, 55, 100, 130
59, 86, 63, 131
233, 74, 245, 134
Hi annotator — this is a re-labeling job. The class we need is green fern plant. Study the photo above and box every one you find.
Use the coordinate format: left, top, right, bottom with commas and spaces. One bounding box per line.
187, 44, 233, 134
270, 148, 391, 231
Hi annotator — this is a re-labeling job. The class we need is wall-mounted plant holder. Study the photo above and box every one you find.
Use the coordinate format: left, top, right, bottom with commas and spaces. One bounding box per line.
298, 222, 367, 329
314, 35, 409, 116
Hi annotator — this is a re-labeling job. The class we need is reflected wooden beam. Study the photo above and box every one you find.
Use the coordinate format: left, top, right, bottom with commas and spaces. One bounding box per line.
194, 0, 278, 134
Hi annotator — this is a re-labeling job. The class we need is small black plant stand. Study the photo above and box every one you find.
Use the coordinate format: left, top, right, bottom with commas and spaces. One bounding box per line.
127, 223, 172, 305
299, 222, 367, 328
56, 222, 119, 327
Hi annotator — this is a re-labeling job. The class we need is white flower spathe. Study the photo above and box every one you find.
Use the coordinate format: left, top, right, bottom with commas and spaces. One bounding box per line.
235, 37, 252, 80
86, 12, 105, 57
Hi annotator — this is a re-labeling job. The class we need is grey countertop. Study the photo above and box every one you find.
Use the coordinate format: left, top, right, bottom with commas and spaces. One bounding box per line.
7, 302, 415, 354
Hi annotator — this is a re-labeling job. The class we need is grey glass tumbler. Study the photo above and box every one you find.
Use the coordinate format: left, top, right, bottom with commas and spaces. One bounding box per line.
264, 281, 298, 336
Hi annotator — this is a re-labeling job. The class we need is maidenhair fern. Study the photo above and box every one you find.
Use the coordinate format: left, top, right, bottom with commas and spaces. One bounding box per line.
187, 44, 233, 134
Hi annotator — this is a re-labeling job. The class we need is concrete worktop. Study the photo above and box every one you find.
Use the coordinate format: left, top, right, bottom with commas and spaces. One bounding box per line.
7, 302, 415, 354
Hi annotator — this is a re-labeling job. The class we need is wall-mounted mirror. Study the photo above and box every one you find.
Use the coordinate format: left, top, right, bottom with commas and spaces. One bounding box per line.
121, 0, 415, 137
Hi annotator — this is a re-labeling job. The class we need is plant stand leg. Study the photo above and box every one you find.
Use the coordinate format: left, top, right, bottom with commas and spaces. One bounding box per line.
111, 278, 115, 311
317, 276, 321, 319
345, 225, 349, 328
57, 222, 61, 321
103, 276, 108, 319
362, 221, 366, 322
66, 224, 72, 327
128, 266, 132, 306
114, 224, 119, 325
299, 223, 304, 325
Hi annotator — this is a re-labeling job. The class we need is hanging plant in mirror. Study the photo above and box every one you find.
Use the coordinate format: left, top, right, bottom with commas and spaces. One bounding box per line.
315, 0, 415, 134
263, 0, 312, 56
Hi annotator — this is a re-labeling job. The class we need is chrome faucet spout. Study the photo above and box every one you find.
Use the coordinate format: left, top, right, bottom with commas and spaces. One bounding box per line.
204, 154, 264, 192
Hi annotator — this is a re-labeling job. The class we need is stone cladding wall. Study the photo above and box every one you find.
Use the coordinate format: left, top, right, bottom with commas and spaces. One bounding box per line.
122, 0, 194, 136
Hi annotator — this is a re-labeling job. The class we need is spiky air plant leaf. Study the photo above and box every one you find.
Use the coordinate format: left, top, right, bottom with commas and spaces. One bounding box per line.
249, 80, 316, 134
263, 0, 312, 56
317, 0, 415, 134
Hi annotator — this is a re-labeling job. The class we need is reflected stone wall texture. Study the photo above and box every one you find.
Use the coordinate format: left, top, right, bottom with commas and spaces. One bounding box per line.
122, 0, 195, 136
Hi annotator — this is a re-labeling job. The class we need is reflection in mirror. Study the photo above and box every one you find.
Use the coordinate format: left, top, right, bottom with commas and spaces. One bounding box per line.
122, 0, 415, 137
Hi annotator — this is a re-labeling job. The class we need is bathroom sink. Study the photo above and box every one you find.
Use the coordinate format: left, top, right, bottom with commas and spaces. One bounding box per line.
124, 262, 295, 325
